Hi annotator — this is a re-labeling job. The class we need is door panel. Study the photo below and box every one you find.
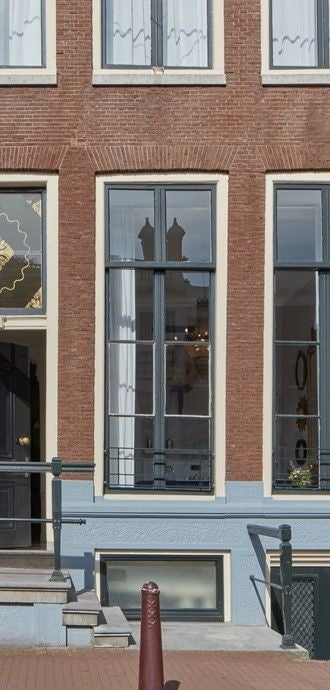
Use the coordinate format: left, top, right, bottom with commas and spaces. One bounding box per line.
0, 343, 31, 547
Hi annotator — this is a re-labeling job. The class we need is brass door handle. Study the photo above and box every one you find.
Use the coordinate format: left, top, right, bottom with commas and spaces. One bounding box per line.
17, 436, 30, 446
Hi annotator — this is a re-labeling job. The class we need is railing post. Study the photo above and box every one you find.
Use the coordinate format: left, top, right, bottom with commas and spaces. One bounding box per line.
49, 457, 66, 583
279, 524, 295, 649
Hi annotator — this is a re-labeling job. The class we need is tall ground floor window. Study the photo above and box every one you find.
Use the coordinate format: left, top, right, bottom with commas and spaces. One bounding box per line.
273, 184, 330, 491
105, 184, 215, 492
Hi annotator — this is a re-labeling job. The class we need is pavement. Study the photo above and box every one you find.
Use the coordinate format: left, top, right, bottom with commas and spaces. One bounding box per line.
0, 648, 329, 689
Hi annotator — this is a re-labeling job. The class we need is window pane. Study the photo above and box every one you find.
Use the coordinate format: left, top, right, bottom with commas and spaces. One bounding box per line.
166, 343, 209, 415
163, 0, 208, 67
274, 418, 319, 488
109, 189, 155, 262
275, 344, 318, 415
108, 343, 153, 414
165, 272, 210, 341
105, 559, 218, 611
275, 271, 317, 342
0, 0, 42, 67
276, 189, 322, 262
108, 270, 153, 341
272, 0, 318, 67
0, 192, 43, 310
166, 190, 212, 262
108, 417, 154, 487
105, 0, 151, 66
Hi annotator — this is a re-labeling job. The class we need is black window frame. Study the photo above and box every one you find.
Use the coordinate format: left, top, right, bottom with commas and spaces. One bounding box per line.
102, 0, 213, 70
272, 183, 330, 492
104, 182, 216, 494
0, 0, 46, 69
100, 554, 224, 621
0, 187, 47, 315
269, 0, 330, 70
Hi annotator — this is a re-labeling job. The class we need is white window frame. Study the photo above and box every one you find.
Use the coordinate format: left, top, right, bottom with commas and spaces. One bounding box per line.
92, 0, 225, 85
263, 173, 330, 498
261, 0, 330, 85
95, 173, 228, 499
0, 0, 57, 85
0, 173, 58, 541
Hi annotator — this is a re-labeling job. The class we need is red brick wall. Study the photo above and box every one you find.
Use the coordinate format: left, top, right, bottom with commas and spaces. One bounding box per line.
0, 0, 329, 480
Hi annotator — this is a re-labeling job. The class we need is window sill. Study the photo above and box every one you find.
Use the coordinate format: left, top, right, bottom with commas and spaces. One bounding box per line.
0, 71, 57, 86
93, 69, 226, 86
262, 71, 330, 86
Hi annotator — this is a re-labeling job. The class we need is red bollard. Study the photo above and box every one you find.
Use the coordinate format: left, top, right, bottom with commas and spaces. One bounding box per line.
138, 582, 164, 690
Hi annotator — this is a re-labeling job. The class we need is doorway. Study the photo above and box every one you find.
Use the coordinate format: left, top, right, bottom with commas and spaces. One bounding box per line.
0, 331, 46, 547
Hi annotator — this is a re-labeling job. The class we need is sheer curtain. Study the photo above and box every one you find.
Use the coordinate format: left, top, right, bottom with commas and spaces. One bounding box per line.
272, 0, 318, 67
106, 0, 151, 66
163, 0, 208, 67
108, 207, 136, 487
0, 0, 42, 66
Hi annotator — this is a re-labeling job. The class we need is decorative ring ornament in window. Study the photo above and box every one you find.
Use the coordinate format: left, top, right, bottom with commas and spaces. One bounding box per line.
295, 438, 307, 466
295, 350, 307, 391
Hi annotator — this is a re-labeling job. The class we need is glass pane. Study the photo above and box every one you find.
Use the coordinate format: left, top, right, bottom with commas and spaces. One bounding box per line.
163, 0, 208, 67
108, 343, 153, 414
165, 417, 209, 449
109, 270, 153, 341
0, 0, 43, 67
275, 344, 318, 415
276, 189, 322, 262
165, 190, 212, 262
0, 192, 43, 310
108, 417, 153, 487
274, 418, 319, 487
105, 559, 218, 610
105, 0, 151, 66
165, 272, 210, 341
166, 343, 209, 415
272, 0, 318, 67
164, 417, 211, 486
275, 271, 317, 342
109, 189, 155, 262
0, 366, 10, 456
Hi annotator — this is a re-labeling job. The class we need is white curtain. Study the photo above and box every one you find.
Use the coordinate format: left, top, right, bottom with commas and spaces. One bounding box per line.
106, 0, 151, 66
0, 0, 42, 66
163, 0, 208, 67
272, 0, 317, 67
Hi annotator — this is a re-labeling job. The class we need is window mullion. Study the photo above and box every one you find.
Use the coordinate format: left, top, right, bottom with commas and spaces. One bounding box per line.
324, 0, 330, 66
319, 273, 330, 486
154, 271, 166, 487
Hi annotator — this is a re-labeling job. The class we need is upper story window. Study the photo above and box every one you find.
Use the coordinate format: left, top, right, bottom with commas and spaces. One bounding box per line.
93, 0, 225, 85
0, 189, 45, 313
273, 184, 330, 492
261, 0, 330, 84
0, 0, 56, 84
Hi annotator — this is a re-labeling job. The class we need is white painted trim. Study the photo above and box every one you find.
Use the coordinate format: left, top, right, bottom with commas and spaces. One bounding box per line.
92, 0, 225, 85
95, 548, 231, 622
0, 173, 58, 542
260, 0, 330, 84
263, 173, 330, 498
0, 0, 57, 85
95, 173, 228, 499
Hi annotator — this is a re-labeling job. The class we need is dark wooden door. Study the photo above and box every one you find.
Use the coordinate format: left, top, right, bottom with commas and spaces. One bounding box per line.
0, 343, 31, 547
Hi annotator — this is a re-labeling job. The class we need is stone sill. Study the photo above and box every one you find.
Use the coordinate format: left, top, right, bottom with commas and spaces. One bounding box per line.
93, 70, 226, 86
262, 72, 330, 86
0, 72, 57, 86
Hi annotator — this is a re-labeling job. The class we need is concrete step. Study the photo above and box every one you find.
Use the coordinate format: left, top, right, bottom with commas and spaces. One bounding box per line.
0, 549, 54, 570
93, 606, 132, 648
0, 568, 72, 604
63, 590, 101, 627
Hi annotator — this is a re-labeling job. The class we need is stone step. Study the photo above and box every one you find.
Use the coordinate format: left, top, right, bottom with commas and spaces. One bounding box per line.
63, 590, 101, 627
93, 606, 132, 648
0, 568, 72, 604
0, 549, 54, 570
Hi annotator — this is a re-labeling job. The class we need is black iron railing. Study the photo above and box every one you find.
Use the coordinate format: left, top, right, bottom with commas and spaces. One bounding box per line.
0, 457, 94, 582
105, 447, 213, 492
247, 523, 295, 649
273, 447, 330, 491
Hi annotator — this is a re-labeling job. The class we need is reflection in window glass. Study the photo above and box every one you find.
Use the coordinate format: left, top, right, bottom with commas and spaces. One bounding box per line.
0, 191, 43, 310
272, 0, 318, 68
165, 272, 210, 341
275, 271, 317, 342
104, 0, 151, 66
163, 0, 208, 67
0, 0, 43, 67
166, 343, 209, 415
166, 190, 212, 262
276, 189, 322, 262
109, 189, 155, 262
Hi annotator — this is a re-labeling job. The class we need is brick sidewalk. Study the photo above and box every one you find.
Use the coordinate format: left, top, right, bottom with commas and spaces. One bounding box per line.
0, 649, 329, 690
